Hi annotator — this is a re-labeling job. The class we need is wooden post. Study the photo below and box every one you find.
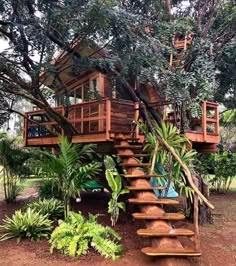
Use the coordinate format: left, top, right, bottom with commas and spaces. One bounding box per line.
23, 115, 28, 146
169, 53, 173, 66
149, 141, 159, 175
106, 99, 111, 140
215, 104, 219, 135
202, 101, 207, 142
193, 177, 200, 252
61, 107, 65, 137
184, 35, 187, 51
134, 102, 139, 138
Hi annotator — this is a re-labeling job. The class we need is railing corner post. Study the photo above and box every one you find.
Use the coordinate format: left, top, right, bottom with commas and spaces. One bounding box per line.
106, 98, 111, 140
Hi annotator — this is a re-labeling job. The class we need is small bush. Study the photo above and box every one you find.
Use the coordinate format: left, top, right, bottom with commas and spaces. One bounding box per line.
50, 212, 123, 260
37, 179, 62, 200
27, 198, 64, 220
0, 208, 53, 242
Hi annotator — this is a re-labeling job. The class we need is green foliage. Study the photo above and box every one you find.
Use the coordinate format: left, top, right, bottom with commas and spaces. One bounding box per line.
50, 212, 122, 260
140, 122, 196, 201
0, 208, 52, 242
27, 198, 64, 220
0, 135, 33, 202
104, 156, 129, 226
37, 178, 63, 200
220, 126, 236, 151
196, 152, 236, 193
221, 109, 236, 126
37, 136, 101, 218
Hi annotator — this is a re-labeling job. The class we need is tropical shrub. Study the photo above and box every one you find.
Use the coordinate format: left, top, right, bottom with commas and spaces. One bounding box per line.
0, 208, 53, 242
37, 136, 101, 218
27, 198, 64, 220
0, 135, 32, 202
104, 156, 129, 226
37, 178, 63, 200
139, 122, 196, 201
50, 212, 122, 260
196, 152, 236, 193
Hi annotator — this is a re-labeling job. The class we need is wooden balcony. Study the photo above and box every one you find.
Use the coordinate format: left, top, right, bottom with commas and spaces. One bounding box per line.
164, 101, 220, 152
23, 99, 139, 147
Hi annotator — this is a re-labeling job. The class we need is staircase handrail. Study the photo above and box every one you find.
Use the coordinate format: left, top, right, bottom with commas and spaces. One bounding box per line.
152, 133, 214, 210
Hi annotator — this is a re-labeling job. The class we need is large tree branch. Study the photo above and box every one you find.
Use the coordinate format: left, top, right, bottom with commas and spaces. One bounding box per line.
202, 0, 219, 39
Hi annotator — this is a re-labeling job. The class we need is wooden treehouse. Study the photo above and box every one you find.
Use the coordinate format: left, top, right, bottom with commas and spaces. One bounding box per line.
23, 36, 218, 262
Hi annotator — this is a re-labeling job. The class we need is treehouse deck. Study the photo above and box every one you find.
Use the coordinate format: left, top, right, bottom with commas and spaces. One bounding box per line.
23, 98, 219, 153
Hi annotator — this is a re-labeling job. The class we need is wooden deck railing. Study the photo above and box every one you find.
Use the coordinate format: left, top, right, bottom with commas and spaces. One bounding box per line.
24, 98, 138, 145
152, 100, 219, 144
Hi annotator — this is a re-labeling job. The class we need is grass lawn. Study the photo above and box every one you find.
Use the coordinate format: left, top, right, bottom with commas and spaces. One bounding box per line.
22, 177, 44, 188
230, 176, 236, 191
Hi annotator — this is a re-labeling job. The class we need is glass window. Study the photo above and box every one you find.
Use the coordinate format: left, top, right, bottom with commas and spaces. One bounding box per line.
75, 87, 83, 103
83, 82, 90, 101
68, 90, 75, 104
90, 77, 99, 98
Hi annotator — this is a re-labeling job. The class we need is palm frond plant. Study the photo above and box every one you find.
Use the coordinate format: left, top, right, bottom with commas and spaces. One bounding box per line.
50, 211, 122, 260
0, 208, 53, 242
27, 198, 64, 220
37, 136, 101, 218
139, 121, 197, 201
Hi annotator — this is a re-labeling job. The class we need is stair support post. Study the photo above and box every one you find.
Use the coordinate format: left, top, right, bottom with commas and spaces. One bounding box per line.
193, 177, 200, 252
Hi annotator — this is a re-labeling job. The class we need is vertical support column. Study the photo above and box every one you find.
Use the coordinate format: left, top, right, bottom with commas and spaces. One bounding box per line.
98, 73, 105, 97
106, 99, 111, 140
61, 107, 65, 137
184, 35, 187, 51
193, 177, 200, 252
134, 102, 139, 138
23, 115, 28, 146
202, 101, 207, 142
215, 104, 219, 136
169, 53, 173, 66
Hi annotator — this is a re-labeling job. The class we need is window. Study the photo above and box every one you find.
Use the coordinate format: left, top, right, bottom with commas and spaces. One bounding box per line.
54, 75, 102, 106
75, 87, 82, 103
90, 77, 99, 98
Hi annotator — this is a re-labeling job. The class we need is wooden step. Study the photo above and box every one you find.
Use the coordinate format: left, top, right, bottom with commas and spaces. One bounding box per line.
119, 163, 151, 167
121, 174, 162, 179
125, 186, 165, 191
128, 198, 179, 205
118, 153, 149, 158
114, 145, 143, 150
132, 213, 185, 220
142, 247, 201, 257
137, 228, 195, 237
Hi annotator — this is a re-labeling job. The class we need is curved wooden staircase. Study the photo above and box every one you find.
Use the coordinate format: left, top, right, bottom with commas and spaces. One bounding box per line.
114, 134, 201, 260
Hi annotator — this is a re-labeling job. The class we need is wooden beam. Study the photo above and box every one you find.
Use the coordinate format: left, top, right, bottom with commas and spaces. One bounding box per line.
106, 99, 111, 140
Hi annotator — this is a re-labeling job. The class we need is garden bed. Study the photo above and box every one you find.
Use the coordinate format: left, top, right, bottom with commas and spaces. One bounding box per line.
0, 190, 236, 266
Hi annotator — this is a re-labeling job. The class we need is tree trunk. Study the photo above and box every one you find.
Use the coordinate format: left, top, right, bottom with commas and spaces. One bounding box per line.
196, 175, 213, 225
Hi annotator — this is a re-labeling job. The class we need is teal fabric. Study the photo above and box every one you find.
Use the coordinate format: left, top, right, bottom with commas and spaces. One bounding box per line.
151, 162, 179, 198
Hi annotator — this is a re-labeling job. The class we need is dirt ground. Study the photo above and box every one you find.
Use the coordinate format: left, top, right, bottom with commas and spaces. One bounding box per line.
0, 189, 235, 266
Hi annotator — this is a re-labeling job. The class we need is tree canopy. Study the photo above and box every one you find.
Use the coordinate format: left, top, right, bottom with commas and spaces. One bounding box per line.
0, 0, 235, 133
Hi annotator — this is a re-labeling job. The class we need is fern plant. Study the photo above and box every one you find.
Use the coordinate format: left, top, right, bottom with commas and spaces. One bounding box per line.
104, 156, 129, 226
27, 198, 64, 220
50, 212, 123, 260
0, 208, 53, 242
